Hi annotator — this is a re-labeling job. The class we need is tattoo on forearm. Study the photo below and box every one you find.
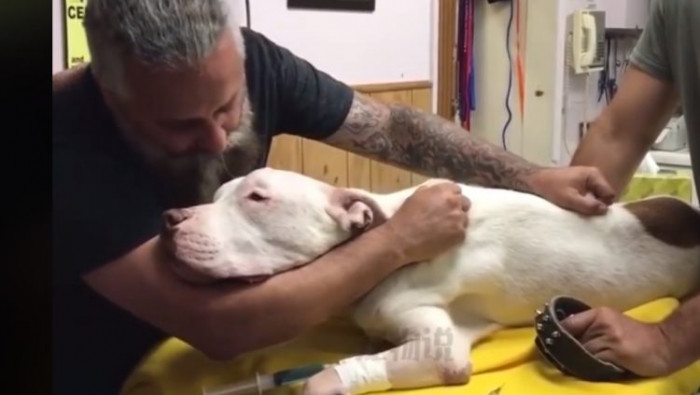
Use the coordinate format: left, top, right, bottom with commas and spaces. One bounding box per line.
326, 92, 542, 192
337, 93, 389, 135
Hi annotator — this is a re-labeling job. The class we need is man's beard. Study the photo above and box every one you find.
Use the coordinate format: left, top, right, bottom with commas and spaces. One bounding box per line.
120, 95, 263, 208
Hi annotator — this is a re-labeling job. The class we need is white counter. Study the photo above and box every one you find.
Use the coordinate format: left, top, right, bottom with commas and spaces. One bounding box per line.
649, 148, 691, 167
649, 148, 696, 206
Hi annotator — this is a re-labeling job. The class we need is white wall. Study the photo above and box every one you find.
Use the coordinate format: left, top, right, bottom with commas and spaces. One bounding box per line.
468, 1, 526, 154
552, 0, 649, 165
53, 0, 436, 104
227, 0, 434, 86
463, 0, 557, 162
465, 0, 649, 166
52, 0, 63, 73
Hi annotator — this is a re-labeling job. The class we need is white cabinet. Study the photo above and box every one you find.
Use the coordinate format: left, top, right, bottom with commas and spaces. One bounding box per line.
657, 165, 698, 207
650, 149, 698, 207
599, 0, 651, 30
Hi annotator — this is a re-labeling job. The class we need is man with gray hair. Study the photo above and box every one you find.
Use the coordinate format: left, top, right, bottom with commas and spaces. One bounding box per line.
52, 0, 615, 393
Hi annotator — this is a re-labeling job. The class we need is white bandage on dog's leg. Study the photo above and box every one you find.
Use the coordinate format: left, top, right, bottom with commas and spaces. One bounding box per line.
333, 356, 392, 394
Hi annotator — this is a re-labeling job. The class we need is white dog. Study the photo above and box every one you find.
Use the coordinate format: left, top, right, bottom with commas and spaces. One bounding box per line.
161, 167, 700, 395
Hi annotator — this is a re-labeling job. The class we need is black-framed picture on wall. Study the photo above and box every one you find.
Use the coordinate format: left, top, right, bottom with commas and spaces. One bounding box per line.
287, 0, 375, 12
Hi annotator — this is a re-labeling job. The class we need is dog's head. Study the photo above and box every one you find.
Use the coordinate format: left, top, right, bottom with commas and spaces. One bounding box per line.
160, 167, 387, 284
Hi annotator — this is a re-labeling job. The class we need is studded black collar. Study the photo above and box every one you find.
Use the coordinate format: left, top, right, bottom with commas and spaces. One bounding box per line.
533, 295, 636, 382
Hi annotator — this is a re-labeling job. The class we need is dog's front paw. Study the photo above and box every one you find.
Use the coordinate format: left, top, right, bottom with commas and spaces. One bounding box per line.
439, 359, 472, 386
302, 367, 348, 395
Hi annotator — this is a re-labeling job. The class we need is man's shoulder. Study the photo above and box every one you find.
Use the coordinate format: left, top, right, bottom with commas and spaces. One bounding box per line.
52, 67, 159, 216
53, 66, 93, 114
53, 67, 109, 147
646, 0, 699, 34
652, 0, 698, 15
236, 27, 354, 140
628, 0, 693, 83
239, 27, 281, 60
239, 27, 280, 77
237, 27, 331, 83
52, 82, 164, 285
53, 73, 86, 134
237, 27, 296, 90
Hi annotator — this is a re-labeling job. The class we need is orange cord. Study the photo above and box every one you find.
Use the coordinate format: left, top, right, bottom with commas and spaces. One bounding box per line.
515, 0, 525, 123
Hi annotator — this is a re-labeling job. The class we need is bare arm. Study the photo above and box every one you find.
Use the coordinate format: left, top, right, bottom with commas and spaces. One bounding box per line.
84, 225, 407, 360
660, 290, 700, 373
570, 64, 680, 195
568, 61, 697, 372
323, 92, 543, 192
82, 182, 467, 360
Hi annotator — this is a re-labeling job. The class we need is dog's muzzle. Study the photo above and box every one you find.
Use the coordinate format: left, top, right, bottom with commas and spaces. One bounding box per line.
533, 295, 635, 382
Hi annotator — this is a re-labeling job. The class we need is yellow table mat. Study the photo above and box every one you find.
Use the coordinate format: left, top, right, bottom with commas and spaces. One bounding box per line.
621, 173, 694, 203
121, 298, 700, 395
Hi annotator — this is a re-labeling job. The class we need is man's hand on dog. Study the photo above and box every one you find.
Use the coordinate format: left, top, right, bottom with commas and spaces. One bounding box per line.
561, 306, 674, 377
527, 166, 617, 216
386, 180, 470, 263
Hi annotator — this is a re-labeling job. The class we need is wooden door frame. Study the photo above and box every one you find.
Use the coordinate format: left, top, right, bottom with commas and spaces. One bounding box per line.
436, 0, 458, 121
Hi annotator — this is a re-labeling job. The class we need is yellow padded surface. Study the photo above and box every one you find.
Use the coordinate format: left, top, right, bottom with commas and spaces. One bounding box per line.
121, 298, 700, 395
621, 173, 694, 203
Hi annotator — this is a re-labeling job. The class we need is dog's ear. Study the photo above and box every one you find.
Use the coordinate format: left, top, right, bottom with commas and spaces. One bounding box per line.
326, 188, 386, 234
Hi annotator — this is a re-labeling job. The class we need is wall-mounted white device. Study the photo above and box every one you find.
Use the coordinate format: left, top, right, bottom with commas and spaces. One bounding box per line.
566, 9, 606, 74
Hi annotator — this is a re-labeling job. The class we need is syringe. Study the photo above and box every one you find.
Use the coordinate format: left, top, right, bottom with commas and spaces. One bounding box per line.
202, 363, 328, 395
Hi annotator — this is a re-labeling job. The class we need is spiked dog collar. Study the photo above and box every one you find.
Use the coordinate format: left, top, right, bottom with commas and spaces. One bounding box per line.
533, 295, 634, 382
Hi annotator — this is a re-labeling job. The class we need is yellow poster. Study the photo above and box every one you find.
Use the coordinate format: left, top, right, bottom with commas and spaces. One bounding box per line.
63, 0, 90, 69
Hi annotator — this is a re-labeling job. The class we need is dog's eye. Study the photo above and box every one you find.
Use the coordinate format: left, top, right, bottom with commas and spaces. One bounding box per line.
247, 191, 268, 202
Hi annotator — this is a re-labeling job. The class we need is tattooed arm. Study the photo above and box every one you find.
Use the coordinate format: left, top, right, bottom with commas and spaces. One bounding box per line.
324, 91, 542, 192
324, 91, 617, 214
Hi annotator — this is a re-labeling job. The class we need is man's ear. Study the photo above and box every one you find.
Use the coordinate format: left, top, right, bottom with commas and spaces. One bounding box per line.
325, 189, 386, 234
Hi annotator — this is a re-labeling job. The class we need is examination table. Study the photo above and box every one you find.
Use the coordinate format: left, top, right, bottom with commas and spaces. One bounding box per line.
119, 297, 700, 395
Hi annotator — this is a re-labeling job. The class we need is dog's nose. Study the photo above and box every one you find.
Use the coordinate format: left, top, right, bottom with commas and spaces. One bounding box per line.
163, 208, 192, 230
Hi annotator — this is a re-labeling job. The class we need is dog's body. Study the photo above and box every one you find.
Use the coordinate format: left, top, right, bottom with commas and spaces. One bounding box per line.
162, 167, 700, 395
352, 181, 698, 328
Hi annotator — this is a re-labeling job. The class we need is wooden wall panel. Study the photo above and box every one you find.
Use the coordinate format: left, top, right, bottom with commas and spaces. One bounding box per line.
301, 139, 348, 187
411, 87, 433, 112
266, 134, 302, 173
367, 90, 414, 193
409, 88, 433, 186
437, 0, 457, 121
347, 152, 372, 190
266, 81, 434, 193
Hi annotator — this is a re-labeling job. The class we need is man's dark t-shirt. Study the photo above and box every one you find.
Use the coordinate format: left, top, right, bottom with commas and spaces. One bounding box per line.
52, 28, 354, 395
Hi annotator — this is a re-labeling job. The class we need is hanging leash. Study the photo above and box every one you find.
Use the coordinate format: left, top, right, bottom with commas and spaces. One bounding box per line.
457, 0, 467, 127
458, 0, 475, 131
597, 36, 610, 103
609, 38, 619, 99
461, 0, 475, 131
500, 0, 514, 150
468, 0, 476, 126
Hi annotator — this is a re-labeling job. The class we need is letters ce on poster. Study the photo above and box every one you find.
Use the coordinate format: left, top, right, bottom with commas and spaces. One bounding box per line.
63, 0, 90, 69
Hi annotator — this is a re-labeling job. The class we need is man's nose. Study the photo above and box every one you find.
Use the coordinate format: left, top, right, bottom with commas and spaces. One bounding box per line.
197, 121, 228, 154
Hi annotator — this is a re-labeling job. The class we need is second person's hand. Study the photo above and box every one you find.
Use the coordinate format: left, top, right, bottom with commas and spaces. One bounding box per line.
526, 166, 617, 216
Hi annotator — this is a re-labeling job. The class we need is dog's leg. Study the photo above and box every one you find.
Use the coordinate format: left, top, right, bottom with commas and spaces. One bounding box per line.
302, 306, 489, 395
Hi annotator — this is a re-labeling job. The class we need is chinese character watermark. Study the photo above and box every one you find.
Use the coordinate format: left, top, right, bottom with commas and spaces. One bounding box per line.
378, 326, 455, 363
